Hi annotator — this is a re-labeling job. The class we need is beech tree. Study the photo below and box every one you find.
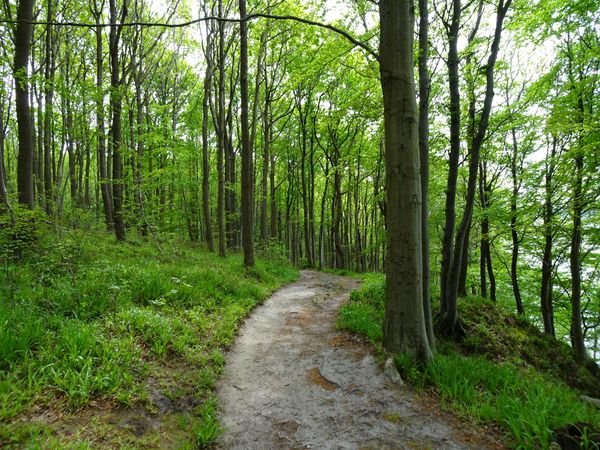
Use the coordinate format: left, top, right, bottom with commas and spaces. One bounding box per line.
14, 0, 35, 209
380, 0, 433, 362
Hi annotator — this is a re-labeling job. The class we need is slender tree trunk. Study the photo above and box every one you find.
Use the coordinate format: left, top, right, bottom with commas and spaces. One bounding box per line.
318, 159, 330, 269
570, 150, 586, 358
43, 0, 55, 215
94, 3, 113, 230
540, 140, 556, 336
380, 0, 432, 362
269, 153, 277, 239
510, 129, 524, 314
239, 0, 254, 267
202, 33, 215, 251
0, 100, 9, 212
14, 0, 35, 209
458, 224, 470, 296
439, 0, 461, 321
65, 47, 78, 206
333, 162, 344, 269
260, 91, 270, 242
299, 101, 313, 267
109, 0, 126, 241
216, 0, 226, 257
439, 0, 511, 335
418, 0, 434, 349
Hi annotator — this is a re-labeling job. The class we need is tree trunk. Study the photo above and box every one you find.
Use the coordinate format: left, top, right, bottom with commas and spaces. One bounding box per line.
239, 0, 254, 267
202, 29, 215, 251
0, 99, 9, 212
439, 0, 511, 335
216, 0, 226, 257
269, 153, 277, 239
418, 0, 434, 349
14, 0, 35, 209
93, 3, 113, 230
43, 0, 55, 215
540, 139, 556, 336
570, 150, 586, 358
510, 129, 524, 314
439, 0, 461, 321
260, 90, 270, 242
380, 0, 432, 363
109, 0, 126, 241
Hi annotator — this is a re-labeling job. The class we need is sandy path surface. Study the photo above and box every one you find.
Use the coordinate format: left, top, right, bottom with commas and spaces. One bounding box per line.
216, 270, 501, 449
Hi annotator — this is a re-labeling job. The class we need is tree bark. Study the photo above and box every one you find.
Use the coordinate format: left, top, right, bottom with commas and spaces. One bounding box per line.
570, 150, 586, 358
92, 1, 113, 230
14, 0, 35, 209
239, 0, 254, 267
510, 128, 524, 314
418, 0, 434, 349
439, 0, 461, 321
216, 0, 227, 257
109, 0, 126, 241
438, 0, 511, 335
540, 139, 556, 336
202, 27, 215, 251
380, 0, 432, 363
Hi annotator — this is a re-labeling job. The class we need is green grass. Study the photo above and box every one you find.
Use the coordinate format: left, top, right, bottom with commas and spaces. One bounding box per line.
337, 273, 384, 344
0, 220, 297, 448
338, 274, 600, 449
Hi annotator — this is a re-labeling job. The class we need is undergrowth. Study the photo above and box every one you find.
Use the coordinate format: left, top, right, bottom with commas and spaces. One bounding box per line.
0, 217, 297, 448
338, 274, 600, 449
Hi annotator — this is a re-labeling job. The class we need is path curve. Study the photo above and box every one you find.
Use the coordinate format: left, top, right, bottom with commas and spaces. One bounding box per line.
216, 270, 501, 449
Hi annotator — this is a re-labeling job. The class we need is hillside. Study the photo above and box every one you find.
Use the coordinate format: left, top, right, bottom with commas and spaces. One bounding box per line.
338, 274, 600, 449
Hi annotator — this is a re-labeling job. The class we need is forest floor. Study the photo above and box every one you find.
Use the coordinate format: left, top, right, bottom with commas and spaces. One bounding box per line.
216, 270, 503, 449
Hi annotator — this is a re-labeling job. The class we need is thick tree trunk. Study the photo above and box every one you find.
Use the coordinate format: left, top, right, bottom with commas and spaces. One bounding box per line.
14, 0, 35, 209
380, 0, 432, 363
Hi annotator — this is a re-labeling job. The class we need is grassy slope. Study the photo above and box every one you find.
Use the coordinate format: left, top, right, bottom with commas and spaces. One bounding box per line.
0, 226, 297, 449
337, 274, 600, 449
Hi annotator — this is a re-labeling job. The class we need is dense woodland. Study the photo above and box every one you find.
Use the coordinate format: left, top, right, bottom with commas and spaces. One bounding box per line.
0, 0, 599, 446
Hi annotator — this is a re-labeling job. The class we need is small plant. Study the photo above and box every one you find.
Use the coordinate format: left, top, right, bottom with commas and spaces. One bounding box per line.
190, 397, 221, 449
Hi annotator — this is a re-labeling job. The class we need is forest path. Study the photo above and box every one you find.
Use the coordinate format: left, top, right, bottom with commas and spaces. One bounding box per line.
216, 270, 502, 449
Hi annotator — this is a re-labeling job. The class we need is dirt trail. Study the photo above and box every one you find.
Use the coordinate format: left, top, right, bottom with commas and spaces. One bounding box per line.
217, 270, 502, 449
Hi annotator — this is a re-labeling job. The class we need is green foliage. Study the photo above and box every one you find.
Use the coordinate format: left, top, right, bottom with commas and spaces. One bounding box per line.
424, 353, 599, 449
0, 230, 297, 448
190, 396, 221, 449
336, 274, 385, 343
339, 277, 600, 448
